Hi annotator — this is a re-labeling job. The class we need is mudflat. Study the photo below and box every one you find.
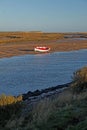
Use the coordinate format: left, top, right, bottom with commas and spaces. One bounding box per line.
0, 32, 87, 58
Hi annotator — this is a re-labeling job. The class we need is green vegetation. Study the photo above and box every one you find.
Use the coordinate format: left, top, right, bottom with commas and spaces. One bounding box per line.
0, 66, 87, 130
0, 102, 22, 129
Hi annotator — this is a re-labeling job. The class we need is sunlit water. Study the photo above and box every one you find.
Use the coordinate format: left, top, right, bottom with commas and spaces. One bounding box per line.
0, 49, 87, 96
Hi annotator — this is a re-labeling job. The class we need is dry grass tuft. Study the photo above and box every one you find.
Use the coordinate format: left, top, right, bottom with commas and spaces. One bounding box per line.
71, 66, 87, 93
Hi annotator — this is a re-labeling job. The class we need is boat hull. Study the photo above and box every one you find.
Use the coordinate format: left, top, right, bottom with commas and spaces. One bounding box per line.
34, 47, 50, 52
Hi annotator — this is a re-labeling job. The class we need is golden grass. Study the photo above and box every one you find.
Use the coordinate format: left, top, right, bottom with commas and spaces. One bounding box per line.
0, 94, 22, 106
71, 66, 87, 93
0, 32, 64, 44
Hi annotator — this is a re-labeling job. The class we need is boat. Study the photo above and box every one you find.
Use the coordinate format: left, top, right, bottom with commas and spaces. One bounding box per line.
34, 46, 50, 52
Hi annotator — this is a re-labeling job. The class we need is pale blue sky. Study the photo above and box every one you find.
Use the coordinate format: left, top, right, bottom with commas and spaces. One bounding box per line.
0, 0, 87, 32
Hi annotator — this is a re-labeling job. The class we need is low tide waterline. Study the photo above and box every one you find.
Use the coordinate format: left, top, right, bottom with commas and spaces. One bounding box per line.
0, 49, 87, 96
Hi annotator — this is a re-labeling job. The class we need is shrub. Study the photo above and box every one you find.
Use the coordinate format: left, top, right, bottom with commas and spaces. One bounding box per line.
0, 94, 22, 106
71, 67, 87, 93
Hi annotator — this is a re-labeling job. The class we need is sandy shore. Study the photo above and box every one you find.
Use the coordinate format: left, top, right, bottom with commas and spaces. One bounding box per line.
0, 38, 87, 58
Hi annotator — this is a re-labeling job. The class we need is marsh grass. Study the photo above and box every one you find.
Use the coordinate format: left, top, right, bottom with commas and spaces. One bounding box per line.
0, 94, 23, 129
1, 88, 87, 130
71, 67, 87, 93
0, 32, 64, 44
0, 94, 22, 106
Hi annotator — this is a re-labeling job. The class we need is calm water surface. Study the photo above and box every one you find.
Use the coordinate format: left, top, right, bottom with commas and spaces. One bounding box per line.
0, 49, 87, 96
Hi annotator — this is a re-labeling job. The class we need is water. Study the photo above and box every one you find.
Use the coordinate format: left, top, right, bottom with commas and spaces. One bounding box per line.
56, 38, 87, 43
0, 49, 87, 96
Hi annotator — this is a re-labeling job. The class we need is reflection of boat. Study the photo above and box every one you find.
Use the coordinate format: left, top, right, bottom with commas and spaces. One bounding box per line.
34, 46, 50, 52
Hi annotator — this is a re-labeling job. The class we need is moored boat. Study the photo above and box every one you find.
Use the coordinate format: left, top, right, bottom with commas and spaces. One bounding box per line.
34, 46, 50, 52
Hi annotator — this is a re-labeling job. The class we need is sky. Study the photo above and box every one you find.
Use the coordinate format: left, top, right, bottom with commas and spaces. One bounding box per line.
0, 0, 87, 32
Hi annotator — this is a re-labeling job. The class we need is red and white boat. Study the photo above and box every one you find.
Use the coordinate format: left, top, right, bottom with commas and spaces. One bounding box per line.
34, 46, 50, 52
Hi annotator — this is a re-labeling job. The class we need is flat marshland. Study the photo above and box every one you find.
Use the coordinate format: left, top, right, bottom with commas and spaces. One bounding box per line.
0, 32, 87, 58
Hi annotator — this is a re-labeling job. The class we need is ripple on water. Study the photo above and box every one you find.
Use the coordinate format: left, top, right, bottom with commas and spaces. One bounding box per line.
0, 49, 87, 96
